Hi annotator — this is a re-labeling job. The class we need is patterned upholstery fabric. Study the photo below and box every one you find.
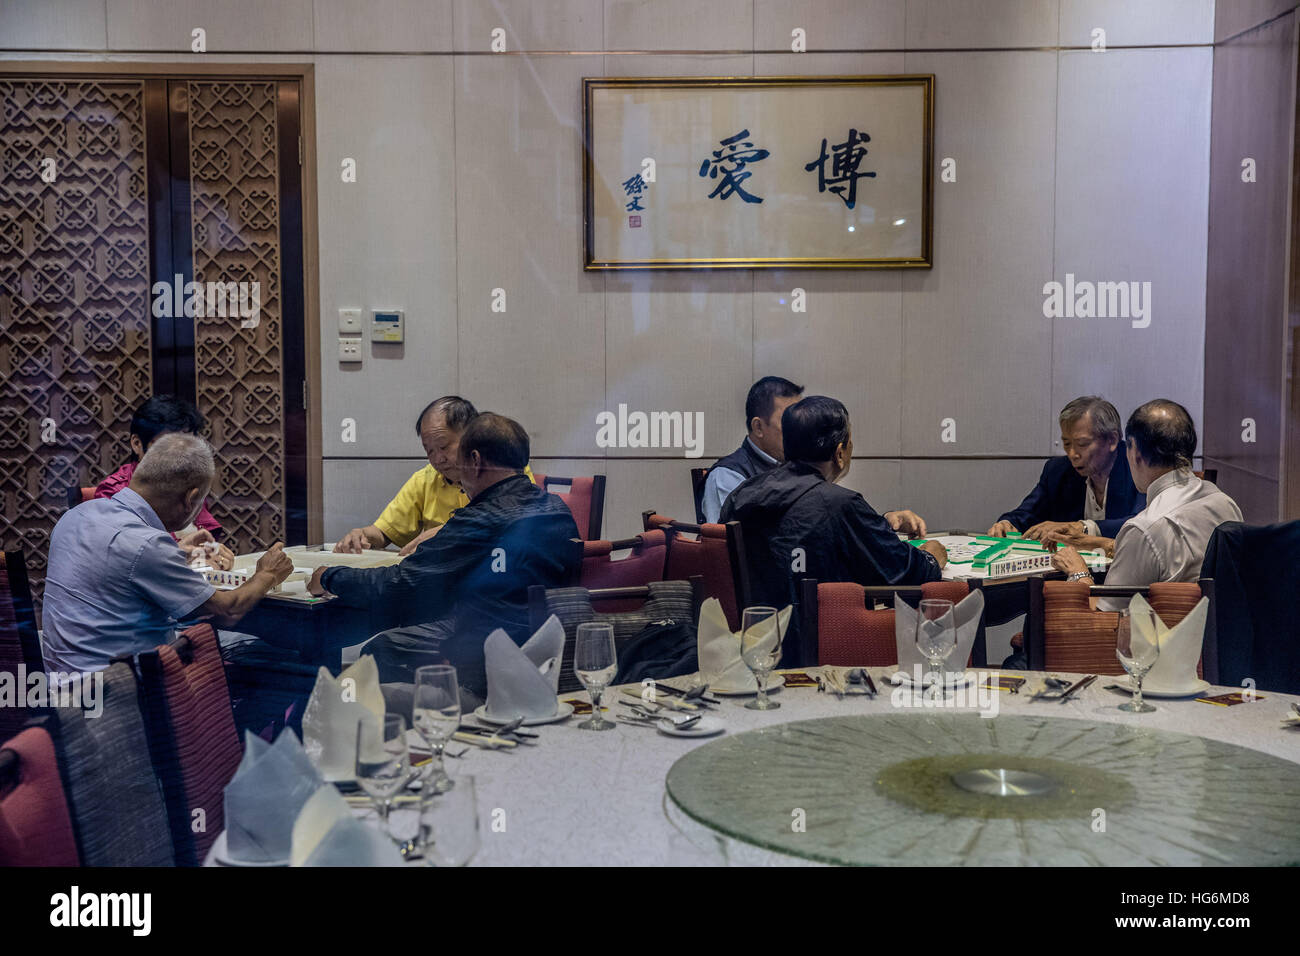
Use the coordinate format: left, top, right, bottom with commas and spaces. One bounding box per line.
138, 623, 242, 866
1042, 581, 1205, 676
818, 583, 897, 666
818, 581, 974, 666
535, 474, 601, 540
52, 661, 174, 866
0, 727, 80, 866
543, 581, 697, 692
0, 552, 43, 744
579, 530, 667, 608
646, 514, 740, 630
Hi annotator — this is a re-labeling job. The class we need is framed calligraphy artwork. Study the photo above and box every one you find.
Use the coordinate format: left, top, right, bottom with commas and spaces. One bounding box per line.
582, 75, 934, 270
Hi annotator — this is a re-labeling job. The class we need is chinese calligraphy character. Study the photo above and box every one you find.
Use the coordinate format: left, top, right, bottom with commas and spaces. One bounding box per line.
622, 173, 647, 212
698, 129, 770, 203
805, 129, 876, 209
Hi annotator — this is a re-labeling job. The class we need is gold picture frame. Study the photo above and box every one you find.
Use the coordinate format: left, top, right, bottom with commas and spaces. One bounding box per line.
582, 75, 934, 271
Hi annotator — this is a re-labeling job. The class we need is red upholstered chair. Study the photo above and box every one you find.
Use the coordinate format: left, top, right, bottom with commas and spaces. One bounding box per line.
1026, 578, 1210, 675
137, 623, 243, 866
579, 531, 668, 610
533, 474, 606, 540
0, 726, 80, 866
801, 580, 982, 667
0, 551, 44, 743
642, 512, 750, 631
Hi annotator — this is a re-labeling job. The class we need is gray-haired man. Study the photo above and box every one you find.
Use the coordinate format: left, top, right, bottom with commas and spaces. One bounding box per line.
42, 432, 293, 672
987, 396, 1143, 542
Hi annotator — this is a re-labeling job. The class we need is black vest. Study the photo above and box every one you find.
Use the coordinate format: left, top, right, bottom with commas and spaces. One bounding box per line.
710, 438, 776, 483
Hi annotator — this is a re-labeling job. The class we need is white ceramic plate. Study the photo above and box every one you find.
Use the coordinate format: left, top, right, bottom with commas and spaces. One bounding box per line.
884, 670, 975, 689
1112, 677, 1211, 699
707, 674, 787, 697
657, 717, 726, 738
472, 701, 574, 726
212, 831, 289, 868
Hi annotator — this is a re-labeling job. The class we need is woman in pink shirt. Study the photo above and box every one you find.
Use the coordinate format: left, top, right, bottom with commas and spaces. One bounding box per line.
95, 395, 225, 544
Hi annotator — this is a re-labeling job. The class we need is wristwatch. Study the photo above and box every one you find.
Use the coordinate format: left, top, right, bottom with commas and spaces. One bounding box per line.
1067, 570, 1092, 583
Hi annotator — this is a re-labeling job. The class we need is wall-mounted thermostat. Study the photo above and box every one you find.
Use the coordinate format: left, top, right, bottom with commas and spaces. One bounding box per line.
371, 309, 404, 343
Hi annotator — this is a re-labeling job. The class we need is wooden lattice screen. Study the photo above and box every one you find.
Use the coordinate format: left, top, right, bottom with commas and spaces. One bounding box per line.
0, 79, 153, 618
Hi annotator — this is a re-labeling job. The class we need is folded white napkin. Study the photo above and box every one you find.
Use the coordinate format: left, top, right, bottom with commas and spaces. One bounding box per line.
483, 616, 564, 720
223, 728, 322, 863
1127, 592, 1208, 693
289, 784, 403, 867
301, 656, 387, 782
697, 598, 792, 691
894, 590, 984, 676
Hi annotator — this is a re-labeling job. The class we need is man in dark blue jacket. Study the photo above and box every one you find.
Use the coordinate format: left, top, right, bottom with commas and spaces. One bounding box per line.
308, 413, 581, 701
988, 396, 1142, 542
722, 396, 945, 665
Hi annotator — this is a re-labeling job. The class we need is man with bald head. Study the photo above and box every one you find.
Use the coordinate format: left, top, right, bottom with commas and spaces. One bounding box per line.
42, 432, 294, 672
1051, 400, 1241, 610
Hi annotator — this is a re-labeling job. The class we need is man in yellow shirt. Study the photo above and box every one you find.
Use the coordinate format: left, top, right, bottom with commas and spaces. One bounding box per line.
334, 395, 534, 556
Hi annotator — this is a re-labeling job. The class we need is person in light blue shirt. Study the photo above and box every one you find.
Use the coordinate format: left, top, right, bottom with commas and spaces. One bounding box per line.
42, 433, 293, 674
699, 376, 804, 523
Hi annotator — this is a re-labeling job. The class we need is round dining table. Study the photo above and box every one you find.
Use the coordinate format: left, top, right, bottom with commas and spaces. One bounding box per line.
362, 667, 1300, 867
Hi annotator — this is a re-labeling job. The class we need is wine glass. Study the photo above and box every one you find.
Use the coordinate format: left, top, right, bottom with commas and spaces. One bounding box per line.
355, 713, 410, 840
915, 599, 957, 699
1116, 608, 1160, 713
413, 664, 460, 794
418, 775, 480, 867
740, 606, 784, 710
575, 622, 617, 731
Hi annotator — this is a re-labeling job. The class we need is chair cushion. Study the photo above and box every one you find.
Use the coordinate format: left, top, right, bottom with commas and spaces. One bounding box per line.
52, 661, 173, 866
141, 623, 242, 865
817, 582, 897, 666
579, 530, 667, 604
662, 525, 739, 629
0, 727, 80, 866
1043, 581, 1124, 675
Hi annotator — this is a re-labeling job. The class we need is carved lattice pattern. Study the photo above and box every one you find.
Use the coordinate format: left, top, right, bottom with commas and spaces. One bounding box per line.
0, 80, 151, 619
187, 81, 285, 554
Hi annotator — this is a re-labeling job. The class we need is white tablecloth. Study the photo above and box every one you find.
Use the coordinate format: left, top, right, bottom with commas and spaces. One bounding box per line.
374, 668, 1300, 866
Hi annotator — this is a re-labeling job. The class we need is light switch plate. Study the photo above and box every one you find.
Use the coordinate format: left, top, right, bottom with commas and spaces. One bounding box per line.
338, 308, 363, 334
338, 338, 362, 363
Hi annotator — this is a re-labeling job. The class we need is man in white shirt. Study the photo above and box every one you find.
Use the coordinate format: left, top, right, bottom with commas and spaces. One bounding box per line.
1051, 399, 1241, 609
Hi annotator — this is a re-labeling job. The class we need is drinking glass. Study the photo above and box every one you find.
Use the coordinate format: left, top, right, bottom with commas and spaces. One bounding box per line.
915, 599, 957, 699
575, 622, 617, 731
355, 713, 410, 839
413, 664, 460, 794
1116, 608, 1160, 713
418, 775, 480, 867
740, 606, 784, 710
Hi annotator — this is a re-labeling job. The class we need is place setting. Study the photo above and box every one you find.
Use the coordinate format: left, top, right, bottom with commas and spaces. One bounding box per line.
875, 590, 984, 700
1098, 594, 1212, 711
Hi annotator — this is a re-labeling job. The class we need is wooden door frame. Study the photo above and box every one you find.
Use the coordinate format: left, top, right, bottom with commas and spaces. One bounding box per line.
0, 61, 323, 543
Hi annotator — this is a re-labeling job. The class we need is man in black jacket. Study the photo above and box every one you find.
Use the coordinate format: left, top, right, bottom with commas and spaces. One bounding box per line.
308, 413, 581, 701
988, 395, 1142, 542
722, 396, 946, 665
